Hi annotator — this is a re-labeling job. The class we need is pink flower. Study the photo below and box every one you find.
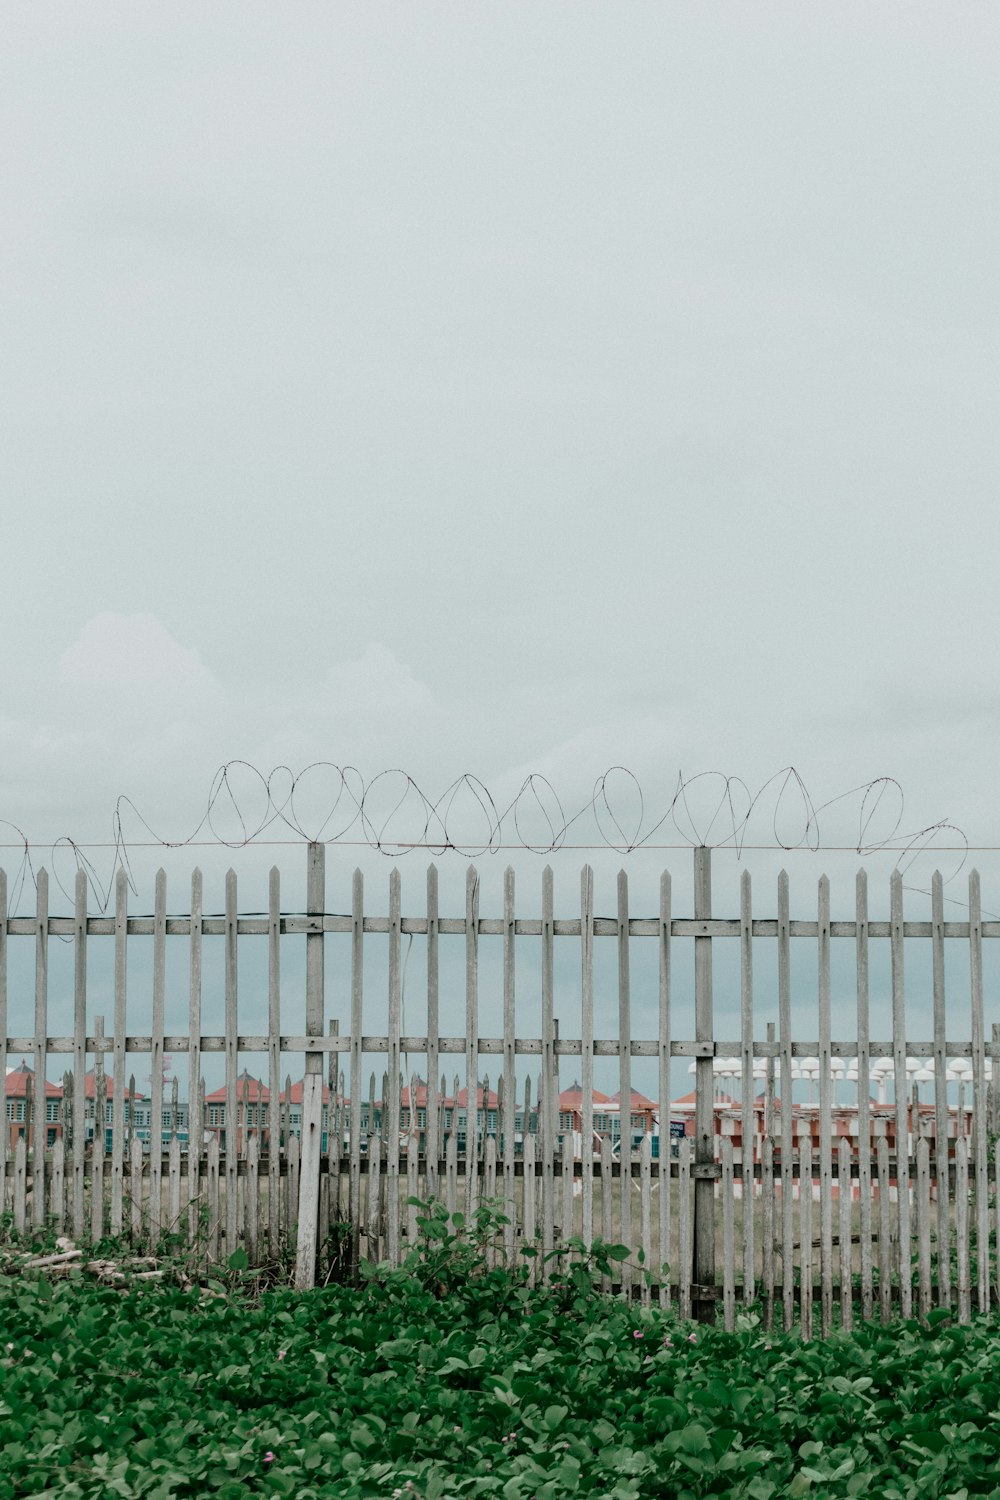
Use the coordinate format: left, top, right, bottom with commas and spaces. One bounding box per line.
688, 1332, 697, 1343
277, 1349, 286, 1361
632, 1330, 643, 1339
663, 1336, 672, 1346
263, 1451, 275, 1464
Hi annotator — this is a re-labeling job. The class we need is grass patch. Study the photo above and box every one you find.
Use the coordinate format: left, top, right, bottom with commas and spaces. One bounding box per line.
2, 1203, 1000, 1498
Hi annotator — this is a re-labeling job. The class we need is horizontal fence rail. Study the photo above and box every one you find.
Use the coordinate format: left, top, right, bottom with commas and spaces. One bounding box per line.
1, 847, 998, 1337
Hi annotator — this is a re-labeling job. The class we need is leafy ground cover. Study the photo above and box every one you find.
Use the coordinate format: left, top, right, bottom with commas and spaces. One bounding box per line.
2, 1205, 1000, 1500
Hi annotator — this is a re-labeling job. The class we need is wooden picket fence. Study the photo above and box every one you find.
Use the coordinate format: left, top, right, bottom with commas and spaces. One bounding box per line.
2, 845, 999, 1336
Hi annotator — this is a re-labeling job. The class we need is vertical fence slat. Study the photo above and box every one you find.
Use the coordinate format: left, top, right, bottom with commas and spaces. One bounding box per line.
877, 1134, 891, 1324
600, 1132, 613, 1289
693, 848, 715, 1324
931, 871, 950, 1308
266, 867, 280, 1259
464, 866, 480, 1223
658, 869, 671, 1307
224, 870, 239, 1260
856, 869, 873, 1321
349, 870, 363, 1276
581, 864, 595, 1252
32, 869, 48, 1228
678, 1135, 692, 1321
150, 868, 166, 1248
130, 1132, 143, 1244
956, 1133, 971, 1323
72, 870, 87, 1239
890, 871, 912, 1319
799, 1136, 813, 1341
91, 1015, 106, 1242
916, 1133, 932, 1320
541, 866, 555, 1272
206, 1132, 220, 1262
838, 1134, 852, 1331
778, 869, 794, 1332
188, 869, 203, 1255
968, 869, 989, 1316
385, 868, 401, 1269
762, 1021, 775, 1329
168, 1079, 181, 1236
722, 1136, 735, 1330
617, 868, 632, 1295
295, 843, 326, 1288
739, 869, 754, 1306
426, 865, 439, 1200
502, 867, 516, 1262
638, 1132, 652, 1305
110, 870, 128, 1238
818, 874, 833, 1337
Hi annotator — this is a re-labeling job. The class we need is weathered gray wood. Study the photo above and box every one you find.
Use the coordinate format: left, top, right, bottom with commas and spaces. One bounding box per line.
384, 868, 402, 1269
188, 869, 204, 1251
168, 1105, 181, 1235
522, 1127, 536, 1281
406, 1079, 419, 1243
445, 1121, 458, 1218
206, 1132, 220, 1262
778, 870, 795, 1332
890, 871, 912, 1318
916, 1133, 931, 1320
856, 869, 873, 1321
818, 875, 833, 1337
580, 864, 595, 1251
51, 1132, 65, 1235
287, 1124, 300, 1247
956, 1133, 971, 1324
295, 844, 326, 1287
72, 870, 87, 1240
267, 867, 280, 1258
877, 1134, 892, 1324
617, 868, 632, 1296
931, 871, 950, 1307
245, 1131, 259, 1265
502, 867, 516, 1263
111, 870, 128, 1237
968, 869, 989, 1315
762, 1024, 775, 1330
638, 1132, 652, 1307
799, 1137, 813, 1341
541, 867, 555, 1274
464, 866, 480, 1223
224, 870, 239, 1261
722, 1136, 735, 1331
678, 1135, 691, 1322
32, 869, 48, 1228
129, 1133, 143, 1244
838, 1134, 852, 1331
150, 869, 166, 1247
14, 1132, 27, 1231
657, 869, 671, 1307
425, 865, 440, 1199
91, 1015, 106, 1242
349, 869, 363, 1277
600, 1131, 613, 1291
560, 1130, 574, 1249
739, 869, 754, 1305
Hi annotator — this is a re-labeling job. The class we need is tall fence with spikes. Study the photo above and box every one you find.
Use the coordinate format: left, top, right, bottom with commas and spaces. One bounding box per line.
1, 846, 998, 1335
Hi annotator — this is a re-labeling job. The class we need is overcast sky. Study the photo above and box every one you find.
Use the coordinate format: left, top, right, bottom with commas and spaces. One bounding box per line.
2, 6, 999, 1078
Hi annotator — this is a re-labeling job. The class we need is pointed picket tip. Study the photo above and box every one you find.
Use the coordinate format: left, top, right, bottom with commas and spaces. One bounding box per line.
543, 863, 553, 881
226, 867, 237, 883
269, 864, 280, 881
156, 866, 167, 882
353, 866, 364, 881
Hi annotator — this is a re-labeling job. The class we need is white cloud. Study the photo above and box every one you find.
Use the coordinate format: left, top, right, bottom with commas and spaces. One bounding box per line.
58, 611, 216, 695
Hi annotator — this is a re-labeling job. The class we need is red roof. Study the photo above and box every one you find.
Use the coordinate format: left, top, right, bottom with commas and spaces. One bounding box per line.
612, 1088, 658, 1111
4, 1061, 62, 1100
277, 1078, 332, 1106
559, 1085, 615, 1110
205, 1071, 270, 1105
82, 1069, 142, 1101
454, 1085, 499, 1111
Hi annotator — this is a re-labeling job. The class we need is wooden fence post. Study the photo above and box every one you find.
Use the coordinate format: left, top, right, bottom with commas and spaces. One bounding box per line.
295, 842, 326, 1288
693, 845, 716, 1323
